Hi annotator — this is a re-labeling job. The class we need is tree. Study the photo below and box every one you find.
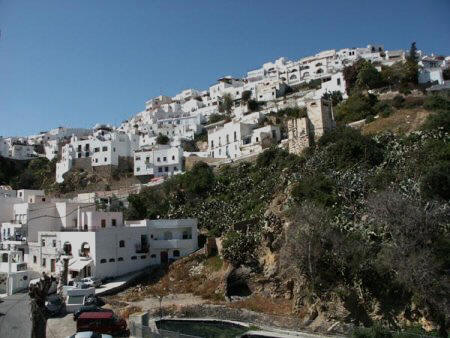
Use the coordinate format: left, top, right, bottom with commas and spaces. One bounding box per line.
322, 91, 343, 106
208, 113, 227, 124
408, 42, 418, 63
241, 90, 252, 102
219, 93, 233, 115
247, 99, 260, 112
356, 61, 384, 89
29, 272, 56, 338
156, 133, 169, 145
368, 191, 450, 336
335, 92, 378, 123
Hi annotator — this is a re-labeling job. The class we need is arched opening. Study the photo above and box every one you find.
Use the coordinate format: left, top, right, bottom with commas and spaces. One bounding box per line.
289, 74, 297, 80
316, 68, 324, 74
302, 72, 310, 79
173, 250, 180, 258
164, 231, 173, 240
63, 242, 72, 255
80, 242, 90, 257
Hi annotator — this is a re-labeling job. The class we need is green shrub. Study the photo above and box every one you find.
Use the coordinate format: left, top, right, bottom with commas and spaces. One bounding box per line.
421, 162, 450, 200
421, 110, 450, 133
392, 95, 405, 109
277, 106, 307, 119
318, 127, 384, 168
156, 133, 170, 145
423, 95, 450, 111
352, 325, 393, 338
292, 174, 336, 207
336, 93, 378, 123
222, 230, 258, 266
365, 115, 375, 123
208, 113, 227, 124
373, 101, 393, 117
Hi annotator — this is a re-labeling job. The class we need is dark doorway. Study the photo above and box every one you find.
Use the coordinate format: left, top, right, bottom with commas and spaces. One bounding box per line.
160, 251, 168, 265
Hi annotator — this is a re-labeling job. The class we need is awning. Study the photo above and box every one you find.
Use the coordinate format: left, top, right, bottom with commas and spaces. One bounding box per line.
68, 258, 92, 272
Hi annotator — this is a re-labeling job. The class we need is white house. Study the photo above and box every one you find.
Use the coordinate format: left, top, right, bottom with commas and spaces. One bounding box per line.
29, 212, 198, 281
419, 56, 445, 85
134, 145, 183, 179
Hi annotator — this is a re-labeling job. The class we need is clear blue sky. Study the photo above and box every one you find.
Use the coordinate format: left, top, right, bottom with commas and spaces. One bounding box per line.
1, 0, 449, 137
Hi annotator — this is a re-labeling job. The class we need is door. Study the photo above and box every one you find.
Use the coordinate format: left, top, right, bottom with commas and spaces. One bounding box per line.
50, 259, 56, 273
160, 251, 168, 265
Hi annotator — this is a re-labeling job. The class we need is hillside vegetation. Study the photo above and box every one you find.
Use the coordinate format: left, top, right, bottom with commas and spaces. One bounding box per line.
125, 96, 450, 335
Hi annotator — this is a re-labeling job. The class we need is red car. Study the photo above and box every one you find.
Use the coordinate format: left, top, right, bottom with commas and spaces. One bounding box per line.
76, 312, 128, 336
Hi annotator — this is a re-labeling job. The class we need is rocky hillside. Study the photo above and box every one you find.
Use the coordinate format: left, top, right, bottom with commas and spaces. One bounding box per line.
125, 95, 450, 336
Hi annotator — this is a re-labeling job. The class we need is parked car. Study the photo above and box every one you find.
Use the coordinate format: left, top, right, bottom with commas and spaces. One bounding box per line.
73, 305, 113, 321
45, 295, 64, 316
76, 312, 128, 335
79, 277, 102, 288
67, 332, 112, 338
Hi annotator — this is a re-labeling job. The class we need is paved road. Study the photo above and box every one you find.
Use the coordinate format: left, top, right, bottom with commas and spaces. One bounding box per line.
0, 292, 31, 338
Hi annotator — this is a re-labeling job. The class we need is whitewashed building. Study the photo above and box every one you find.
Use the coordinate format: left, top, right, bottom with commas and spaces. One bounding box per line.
134, 145, 183, 178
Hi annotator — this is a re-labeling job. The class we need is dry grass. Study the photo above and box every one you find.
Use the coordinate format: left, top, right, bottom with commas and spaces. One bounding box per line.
229, 294, 293, 316
362, 107, 430, 135
118, 305, 143, 319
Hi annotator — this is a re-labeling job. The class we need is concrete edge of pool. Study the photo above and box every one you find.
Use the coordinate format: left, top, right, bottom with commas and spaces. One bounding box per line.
129, 312, 337, 338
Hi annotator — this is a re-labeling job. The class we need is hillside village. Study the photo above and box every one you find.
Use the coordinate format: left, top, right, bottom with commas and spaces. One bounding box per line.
0, 42, 450, 337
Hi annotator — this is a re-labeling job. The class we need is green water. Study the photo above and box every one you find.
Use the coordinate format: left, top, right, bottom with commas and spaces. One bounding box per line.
156, 320, 249, 337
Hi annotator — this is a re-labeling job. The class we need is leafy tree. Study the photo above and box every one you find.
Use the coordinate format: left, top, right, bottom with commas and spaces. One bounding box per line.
219, 93, 233, 115
318, 126, 384, 168
156, 133, 170, 145
335, 93, 378, 123
356, 61, 384, 89
247, 99, 260, 112
207, 113, 227, 124
343, 59, 366, 94
322, 91, 343, 106
241, 90, 252, 102
408, 41, 418, 63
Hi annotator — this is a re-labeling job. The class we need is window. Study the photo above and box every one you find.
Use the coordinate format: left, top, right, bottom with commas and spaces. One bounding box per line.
52, 240, 56, 248
218, 137, 221, 146
165, 166, 168, 172
234, 131, 237, 142
100, 259, 107, 263
42, 258, 46, 267
140, 255, 146, 259
158, 167, 162, 173
113, 147, 116, 152
146, 157, 150, 162
174, 167, 178, 171
226, 135, 229, 144
151, 254, 156, 258
256, 137, 259, 142
112, 219, 117, 226
101, 219, 106, 228
157, 157, 160, 162
41, 239, 45, 247
119, 240, 125, 247
104, 157, 107, 162
136, 167, 140, 172
94, 147, 100, 152
163, 157, 167, 161
173, 250, 180, 257
85, 152, 89, 157
33, 255, 37, 264
102, 146, 107, 151
131, 256, 137, 260
337, 78, 341, 85
109, 258, 115, 262
95, 158, 98, 163
136, 156, 141, 161
118, 257, 123, 261
211, 140, 214, 148
172, 155, 175, 160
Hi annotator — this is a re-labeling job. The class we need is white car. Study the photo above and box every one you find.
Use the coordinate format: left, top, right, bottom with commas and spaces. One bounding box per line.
79, 277, 102, 288
67, 332, 112, 338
